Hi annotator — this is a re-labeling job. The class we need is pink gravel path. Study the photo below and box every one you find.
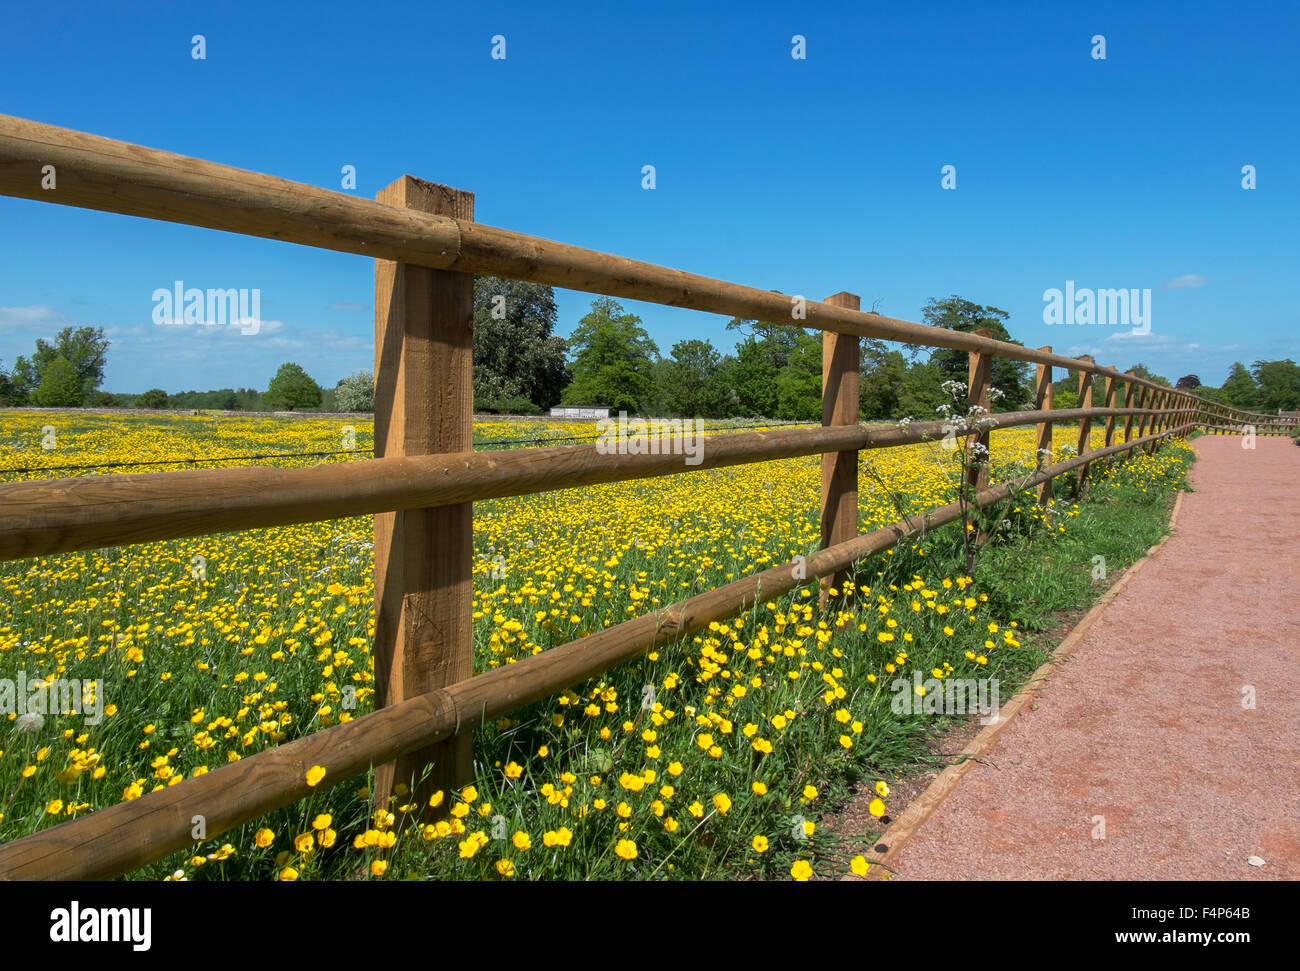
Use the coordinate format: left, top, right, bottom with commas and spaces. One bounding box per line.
887, 435, 1300, 880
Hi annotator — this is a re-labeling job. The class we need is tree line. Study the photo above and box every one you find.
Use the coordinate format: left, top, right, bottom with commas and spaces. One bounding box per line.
4, 280, 1298, 418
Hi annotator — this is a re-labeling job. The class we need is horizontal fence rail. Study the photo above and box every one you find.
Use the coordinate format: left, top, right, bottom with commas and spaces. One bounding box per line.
0, 424, 1194, 880
0, 114, 1253, 402
1, 406, 1182, 562
0, 112, 1276, 882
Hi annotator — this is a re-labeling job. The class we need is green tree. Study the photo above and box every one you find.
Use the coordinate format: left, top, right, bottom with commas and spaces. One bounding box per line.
11, 326, 110, 404
335, 371, 374, 412
923, 297, 1030, 407
30, 357, 84, 407
897, 359, 945, 418
1194, 384, 1229, 405
725, 337, 780, 418
1251, 359, 1300, 411
263, 363, 322, 411
1220, 362, 1258, 408
473, 277, 569, 411
773, 331, 824, 420
660, 339, 728, 417
725, 313, 801, 371
560, 298, 659, 414
859, 348, 907, 419
1128, 363, 1171, 388
138, 388, 169, 409
0, 359, 19, 406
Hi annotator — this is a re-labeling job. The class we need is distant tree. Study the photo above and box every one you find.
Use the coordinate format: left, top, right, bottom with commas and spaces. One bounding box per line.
472, 277, 570, 411
0, 359, 18, 406
11, 326, 110, 404
1195, 384, 1229, 405
1053, 386, 1079, 410
30, 357, 85, 407
85, 391, 131, 407
774, 332, 824, 421
560, 297, 659, 414
860, 348, 907, 419
724, 337, 780, 418
659, 339, 729, 417
335, 370, 375, 412
923, 297, 1030, 408
262, 363, 322, 411
1175, 374, 1201, 390
1251, 359, 1300, 411
138, 388, 169, 409
898, 359, 945, 418
1220, 362, 1259, 408
1128, 363, 1171, 388
234, 387, 262, 411
168, 388, 241, 410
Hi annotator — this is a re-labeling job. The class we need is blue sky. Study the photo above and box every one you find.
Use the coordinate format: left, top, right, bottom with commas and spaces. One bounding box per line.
2, 0, 1297, 393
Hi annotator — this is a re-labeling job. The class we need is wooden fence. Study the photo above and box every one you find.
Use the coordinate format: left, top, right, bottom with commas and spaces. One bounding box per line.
0, 114, 1285, 880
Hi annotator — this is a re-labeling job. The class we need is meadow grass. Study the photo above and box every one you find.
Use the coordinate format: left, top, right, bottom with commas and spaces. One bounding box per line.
0, 411, 1192, 880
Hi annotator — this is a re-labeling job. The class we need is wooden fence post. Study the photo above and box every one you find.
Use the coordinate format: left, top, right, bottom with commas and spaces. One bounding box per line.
1075, 356, 1094, 490
820, 291, 860, 606
965, 328, 995, 547
966, 328, 995, 494
372, 176, 475, 819
1122, 373, 1137, 444
1033, 345, 1052, 506
1102, 370, 1118, 448
1100, 367, 1118, 472
1148, 389, 1165, 452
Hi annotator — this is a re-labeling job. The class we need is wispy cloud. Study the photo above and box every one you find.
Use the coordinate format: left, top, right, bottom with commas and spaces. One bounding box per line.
0, 305, 78, 333
1162, 274, 1208, 290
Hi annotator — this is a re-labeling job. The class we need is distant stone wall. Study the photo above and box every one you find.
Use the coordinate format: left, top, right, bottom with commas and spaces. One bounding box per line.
549, 405, 610, 419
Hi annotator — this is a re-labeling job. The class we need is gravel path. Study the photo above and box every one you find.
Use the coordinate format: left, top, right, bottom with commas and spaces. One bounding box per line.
886, 435, 1300, 880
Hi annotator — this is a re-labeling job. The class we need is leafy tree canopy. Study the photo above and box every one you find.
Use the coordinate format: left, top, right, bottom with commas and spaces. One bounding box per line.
263, 362, 322, 411
560, 297, 659, 414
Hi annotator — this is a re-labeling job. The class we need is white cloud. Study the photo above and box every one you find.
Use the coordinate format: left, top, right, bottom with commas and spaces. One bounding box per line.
0, 305, 77, 333
1162, 274, 1208, 290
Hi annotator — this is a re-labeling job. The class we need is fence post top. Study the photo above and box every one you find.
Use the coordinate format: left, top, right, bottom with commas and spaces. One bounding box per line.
378, 175, 475, 216
824, 291, 860, 309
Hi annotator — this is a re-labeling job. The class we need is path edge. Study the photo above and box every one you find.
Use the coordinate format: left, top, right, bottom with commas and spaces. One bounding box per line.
843, 486, 1189, 882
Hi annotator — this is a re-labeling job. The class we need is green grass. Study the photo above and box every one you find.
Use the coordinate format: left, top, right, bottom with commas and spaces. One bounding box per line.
1, 425, 1193, 882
